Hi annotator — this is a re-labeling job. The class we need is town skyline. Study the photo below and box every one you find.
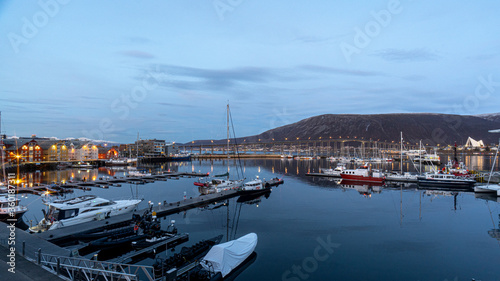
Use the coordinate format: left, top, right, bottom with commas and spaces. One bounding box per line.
1, 1, 500, 143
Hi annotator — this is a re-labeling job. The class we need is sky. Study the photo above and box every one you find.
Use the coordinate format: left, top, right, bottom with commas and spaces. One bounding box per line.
0, 0, 499, 143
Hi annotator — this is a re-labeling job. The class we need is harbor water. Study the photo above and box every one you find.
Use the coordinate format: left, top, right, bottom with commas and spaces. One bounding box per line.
14, 157, 500, 280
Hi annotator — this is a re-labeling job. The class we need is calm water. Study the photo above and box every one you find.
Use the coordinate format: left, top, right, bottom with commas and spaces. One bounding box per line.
15, 157, 500, 281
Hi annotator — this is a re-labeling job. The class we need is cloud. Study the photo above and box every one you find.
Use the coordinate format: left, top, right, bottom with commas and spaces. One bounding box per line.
120, 50, 155, 59
373, 48, 440, 62
298, 64, 382, 77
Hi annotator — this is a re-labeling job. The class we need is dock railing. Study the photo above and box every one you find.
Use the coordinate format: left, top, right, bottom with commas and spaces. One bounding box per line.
35, 252, 158, 281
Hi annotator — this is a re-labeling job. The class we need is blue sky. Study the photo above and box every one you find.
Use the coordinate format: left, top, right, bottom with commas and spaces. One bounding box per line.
1, 0, 499, 143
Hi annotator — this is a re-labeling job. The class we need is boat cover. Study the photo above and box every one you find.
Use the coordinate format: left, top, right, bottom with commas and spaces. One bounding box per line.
201, 233, 257, 277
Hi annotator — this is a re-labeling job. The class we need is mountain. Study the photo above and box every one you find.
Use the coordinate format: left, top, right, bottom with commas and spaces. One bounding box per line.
475, 113, 500, 123
191, 113, 500, 146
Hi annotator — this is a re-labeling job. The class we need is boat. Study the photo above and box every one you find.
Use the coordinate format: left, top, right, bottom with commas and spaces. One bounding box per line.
168, 154, 191, 161
195, 103, 244, 194
197, 179, 244, 195
264, 177, 284, 187
200, 233, 258, 278
105, 158, 129, 166
385, 172, 419, 183
0, 194, 28, 221
321, 164, 346, 177
152, 235, 224, 278
131, 219, 178, 249
417, 173, 476, 189
340, 165, 385, 184
128, 170, 152, 177
239, 177, 269, 195
474, 137, 500, 196
28, 195, 142, 232
71, 162, 93, 169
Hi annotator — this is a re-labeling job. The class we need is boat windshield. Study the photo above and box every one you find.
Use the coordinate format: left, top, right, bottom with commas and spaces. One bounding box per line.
48, 206, 79, 221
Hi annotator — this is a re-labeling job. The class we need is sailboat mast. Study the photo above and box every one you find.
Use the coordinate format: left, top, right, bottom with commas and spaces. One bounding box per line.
0, 111, 6, 183
486, 138, 500, 184
419, 140, 422, 174
227, 103, 230, 177
400, 132, 403, 173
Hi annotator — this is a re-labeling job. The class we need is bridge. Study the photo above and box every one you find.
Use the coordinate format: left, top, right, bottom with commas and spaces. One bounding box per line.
180, 138, 421, 157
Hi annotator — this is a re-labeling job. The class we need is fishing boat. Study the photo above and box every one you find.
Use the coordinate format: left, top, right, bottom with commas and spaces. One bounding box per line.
417, 173, 476, 189
340, 165, 385, 184
28, 195, 142, 232
0, 194, 28, 221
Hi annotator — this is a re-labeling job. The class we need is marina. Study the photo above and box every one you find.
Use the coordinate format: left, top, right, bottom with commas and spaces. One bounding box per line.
0, 156, 499, 280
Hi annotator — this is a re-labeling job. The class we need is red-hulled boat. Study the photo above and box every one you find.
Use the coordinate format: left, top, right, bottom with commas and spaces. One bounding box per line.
340, 165, 385, 184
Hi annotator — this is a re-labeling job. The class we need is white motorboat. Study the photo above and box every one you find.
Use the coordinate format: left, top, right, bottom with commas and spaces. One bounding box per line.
321, 164, 346, 177
241, 177, 264, 192
29, 195, 142, 232
201, 233, 258, 278
71, 162, 93, 169
0, 194, 28, 221
197, 178, 244, 195
386, 172, 419, 183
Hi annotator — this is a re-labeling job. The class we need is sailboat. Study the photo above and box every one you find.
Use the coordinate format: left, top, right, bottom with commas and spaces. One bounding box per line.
0, 111, 28, 222
474, 135, 500, 196
195, 104, 244, 194
385, 132, 419, 183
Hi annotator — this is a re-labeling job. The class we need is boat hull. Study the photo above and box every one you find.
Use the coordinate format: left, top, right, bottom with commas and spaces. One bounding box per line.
340, 174, 385, 184
417, 179, 475, 189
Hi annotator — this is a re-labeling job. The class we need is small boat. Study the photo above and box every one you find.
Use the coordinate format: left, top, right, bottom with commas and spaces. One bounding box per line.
239, 177, 271, 195
128, 170, 152, 177
71, 162, 93, 169
197, 178, 244, 195
29, 195, 142, 232
385, 172, 419, 183
152, 235, 223, 278
475, 184, 500, 196
265, 177, 284, 187
200, 233, 258, 278
417, 173, 476, 189
340, 165, 385, 184
131, 219, 178, 250
105, 158, 129, 166
0, 194, 28, 221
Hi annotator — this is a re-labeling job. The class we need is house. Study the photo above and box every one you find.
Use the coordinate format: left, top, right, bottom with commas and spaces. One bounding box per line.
75, 143, 98, 160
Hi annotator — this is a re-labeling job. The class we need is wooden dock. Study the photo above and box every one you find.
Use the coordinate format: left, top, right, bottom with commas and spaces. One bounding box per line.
0, 221, 70, 258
